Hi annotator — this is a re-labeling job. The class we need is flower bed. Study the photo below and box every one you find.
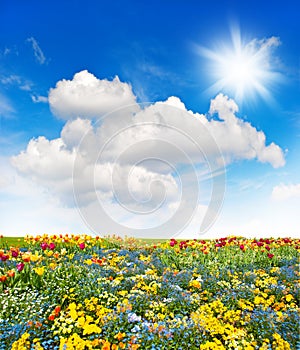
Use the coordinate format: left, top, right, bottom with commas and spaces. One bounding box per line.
0, 235, 299, 349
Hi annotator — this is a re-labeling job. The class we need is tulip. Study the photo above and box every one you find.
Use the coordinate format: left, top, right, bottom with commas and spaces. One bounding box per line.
11, 250, 19, 258
79, 242, 85, 250
16, 262, 25, 272
7, 270, 15, 278
40, 243, 48, 250
49, 242, 56, 250
1, 254, 9, 261
267, 253, 274, 259
0, 275, 7, 282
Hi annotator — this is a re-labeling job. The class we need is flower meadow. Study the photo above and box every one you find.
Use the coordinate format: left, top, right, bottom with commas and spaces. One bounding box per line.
0, 235, 299, 350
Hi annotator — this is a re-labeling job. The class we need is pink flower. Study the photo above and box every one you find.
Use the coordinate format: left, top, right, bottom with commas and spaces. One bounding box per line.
11, 250, 19, 258
40, 243, 48, 250
1, 254, 9, 261
16, 263, 25, 272
267, 253, 274, 259
239, 245, 245, 251
79, 243, 85, 250
49, 242, 56, 250
169, 241, 175, 247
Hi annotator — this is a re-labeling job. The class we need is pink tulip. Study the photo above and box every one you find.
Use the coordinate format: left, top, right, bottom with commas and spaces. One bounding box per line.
11, 250, 19, 258
16, 263, 25, 272
41, 243, 48, 250
79, 243, 85, 250
49, 242, 56, 250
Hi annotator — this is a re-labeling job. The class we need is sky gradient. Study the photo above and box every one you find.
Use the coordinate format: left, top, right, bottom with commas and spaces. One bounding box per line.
0, 1, 299, 238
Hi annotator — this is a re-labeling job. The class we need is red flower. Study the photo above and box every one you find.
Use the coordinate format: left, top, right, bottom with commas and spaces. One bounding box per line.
11, 250, 19, 258
16, 262, 25, 272
48, 314, 55, 321
41, 243, 48, 250
79, 242, 85, 250
49, 242, 56, 250
266, 245, 271, 251
1, 254, 9, 261
54, 306, 61, 315
239, 245, 245, 250
267, 253, 274, 259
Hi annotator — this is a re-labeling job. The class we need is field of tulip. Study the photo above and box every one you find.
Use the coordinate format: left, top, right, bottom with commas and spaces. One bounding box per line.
0, 234, 299, 350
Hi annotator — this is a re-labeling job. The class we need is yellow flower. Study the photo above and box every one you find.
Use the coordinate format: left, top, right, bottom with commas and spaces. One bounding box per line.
285, 294, 294, 302
84, 259, 93, 265
189, 280, 201, 289
33, 266, 45, 276
114, 332, 126, 341
30, 251, 42, 262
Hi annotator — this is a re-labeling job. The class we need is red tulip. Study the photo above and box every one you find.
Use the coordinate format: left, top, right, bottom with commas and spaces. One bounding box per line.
1, 254, 9, 261
79, 242, 85, 250
267, 253, 274, 259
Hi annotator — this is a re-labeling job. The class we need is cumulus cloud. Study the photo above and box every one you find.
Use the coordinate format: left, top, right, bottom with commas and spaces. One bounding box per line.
11, 71, 286, 235
27, 37, 46, 64
207, 94, 285, 167
272, 183, 300, 201
48, 70, 139, 120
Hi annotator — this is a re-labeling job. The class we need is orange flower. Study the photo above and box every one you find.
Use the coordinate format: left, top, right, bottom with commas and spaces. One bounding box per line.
22, 253, 31, 262
101, 340, 111, 350
7, 270, 15, 278
129, 345, 140, 350
54, 306, 61, 315
115, 332, 126, 341
0, 275, 7, 282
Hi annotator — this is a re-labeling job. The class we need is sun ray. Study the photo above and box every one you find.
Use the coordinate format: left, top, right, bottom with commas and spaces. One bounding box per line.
197, 26, 283, 104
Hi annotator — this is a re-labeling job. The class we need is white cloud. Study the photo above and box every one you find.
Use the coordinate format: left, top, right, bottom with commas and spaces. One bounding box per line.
27, 37, 46, 64
207, 94, 285, 168
31, 95, 48, 103
1, 75, 21, 85
1, 74, 33, 91
272, 183, 300, 201
48, 70, 139, 120
11, 72, 286, 237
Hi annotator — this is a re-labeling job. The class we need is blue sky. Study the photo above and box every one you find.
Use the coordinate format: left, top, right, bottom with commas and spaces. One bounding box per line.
0, 0, 299, 237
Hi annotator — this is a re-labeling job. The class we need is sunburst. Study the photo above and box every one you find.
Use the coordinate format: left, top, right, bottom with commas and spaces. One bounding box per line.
197, 26, 282, 103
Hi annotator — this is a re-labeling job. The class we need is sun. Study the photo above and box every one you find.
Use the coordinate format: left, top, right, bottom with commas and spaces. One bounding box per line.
197, 26, 282, 103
